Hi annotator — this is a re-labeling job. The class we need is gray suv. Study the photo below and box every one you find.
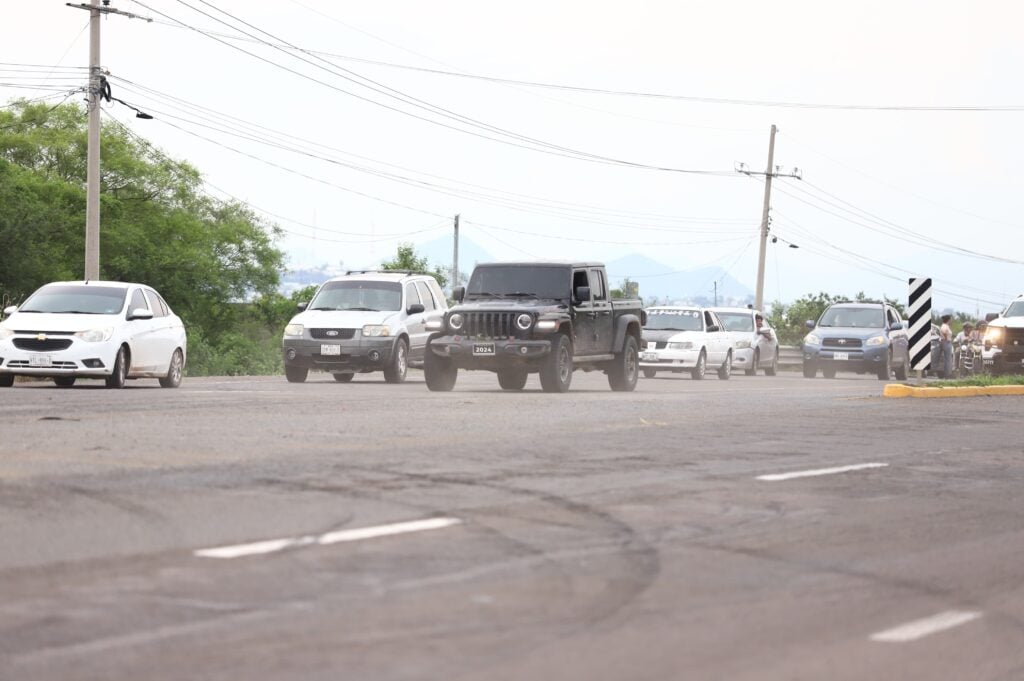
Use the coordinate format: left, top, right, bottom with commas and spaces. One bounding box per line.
282, 270, 447, 383
802, 302, 910, 380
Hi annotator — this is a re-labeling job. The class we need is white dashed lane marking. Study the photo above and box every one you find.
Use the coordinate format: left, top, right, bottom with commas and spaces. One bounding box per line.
870, 610, 982, 643
194, 517, 462, 559
756, 462, 889, 481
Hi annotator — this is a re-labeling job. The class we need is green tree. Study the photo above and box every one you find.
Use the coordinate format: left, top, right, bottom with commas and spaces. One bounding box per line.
611, 277, 639, 299
380, 242, 448, 289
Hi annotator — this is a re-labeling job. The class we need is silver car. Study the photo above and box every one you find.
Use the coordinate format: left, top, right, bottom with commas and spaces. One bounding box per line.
281, 271, 448, 383
710, 307, 779, 376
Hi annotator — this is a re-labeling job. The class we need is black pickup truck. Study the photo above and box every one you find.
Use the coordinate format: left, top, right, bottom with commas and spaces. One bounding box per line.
424, 261, 645, 392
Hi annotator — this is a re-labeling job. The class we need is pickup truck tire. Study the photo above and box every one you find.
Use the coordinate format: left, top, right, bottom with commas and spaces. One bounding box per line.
608, 335, 639, 392
497, 368, 528, 390
876, 352, 891, 380
383, 338, 408, 384
764, 349, 778, 376
540, 334, 573, 393
285, 365, 308, 383
424, 351, 457, 391
717, 351, 732, 380
745, 350, 758, 376
643, 368, 657, 379
690, 349, 707, 380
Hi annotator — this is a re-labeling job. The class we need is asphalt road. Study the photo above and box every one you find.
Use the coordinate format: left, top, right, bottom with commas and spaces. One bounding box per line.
2, 370, 1023, 680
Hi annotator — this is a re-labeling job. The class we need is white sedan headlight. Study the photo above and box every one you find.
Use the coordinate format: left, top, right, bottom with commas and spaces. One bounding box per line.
667, 341, 693, 350
74, 327, 114, 342
283, 323, 304, 337
735, 340, 751, 349
362, 325, 391, 337
865, 335, 887, 346
805, 333, 821, 345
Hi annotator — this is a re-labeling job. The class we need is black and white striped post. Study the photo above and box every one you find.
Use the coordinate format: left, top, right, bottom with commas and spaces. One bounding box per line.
908, 277, 932, 382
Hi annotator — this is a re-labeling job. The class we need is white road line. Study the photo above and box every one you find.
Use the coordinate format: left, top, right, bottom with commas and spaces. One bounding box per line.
870, 610, 982, 643
756, 462, 889, 481
194, 517, 462, 559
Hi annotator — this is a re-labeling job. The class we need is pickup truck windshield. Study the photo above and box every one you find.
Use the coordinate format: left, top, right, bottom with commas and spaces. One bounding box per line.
645, 309, 702, 332
467, 266, 568, 300
309, 281, 402, 312
818, 306, 884, 328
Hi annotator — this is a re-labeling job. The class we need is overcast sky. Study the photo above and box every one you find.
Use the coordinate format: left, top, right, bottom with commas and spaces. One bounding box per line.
4, 0, 1023, 312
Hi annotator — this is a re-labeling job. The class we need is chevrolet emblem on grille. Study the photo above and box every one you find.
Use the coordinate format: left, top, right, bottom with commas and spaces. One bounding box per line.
37, 334, 46, 341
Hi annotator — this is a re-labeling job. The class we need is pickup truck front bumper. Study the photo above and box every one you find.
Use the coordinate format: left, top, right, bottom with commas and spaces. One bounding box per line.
428, 335, 551, 369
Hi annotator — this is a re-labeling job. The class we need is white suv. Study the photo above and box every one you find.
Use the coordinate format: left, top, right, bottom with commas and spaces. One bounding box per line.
281, 271, 448, 383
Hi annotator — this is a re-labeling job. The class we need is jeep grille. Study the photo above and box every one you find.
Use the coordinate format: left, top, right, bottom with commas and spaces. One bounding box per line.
464, 312, 516, 339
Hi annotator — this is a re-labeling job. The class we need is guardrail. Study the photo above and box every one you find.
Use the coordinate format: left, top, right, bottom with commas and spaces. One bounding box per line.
778, 345, 802, 370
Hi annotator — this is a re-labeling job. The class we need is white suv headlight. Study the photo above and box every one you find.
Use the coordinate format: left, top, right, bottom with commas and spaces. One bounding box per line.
805, 333, 821, 345
362, 325, 391, 337
283, 323, 304, 337
74, 327, 114, 342
865, 335, 887, 346
667, 341, 693, 350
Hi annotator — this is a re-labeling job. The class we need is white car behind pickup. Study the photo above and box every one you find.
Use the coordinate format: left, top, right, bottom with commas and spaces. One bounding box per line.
710, 307, 779, 376
639, 306, 733, 380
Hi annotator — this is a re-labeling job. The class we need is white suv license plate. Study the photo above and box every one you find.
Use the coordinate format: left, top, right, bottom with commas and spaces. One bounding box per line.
473, 343, 495, 356
833, 352, 849, 361
320, 344, 342, 356
29, 354, 53, 367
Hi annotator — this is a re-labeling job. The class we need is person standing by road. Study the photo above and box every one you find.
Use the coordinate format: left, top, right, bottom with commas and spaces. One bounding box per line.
939, 315, 954, 378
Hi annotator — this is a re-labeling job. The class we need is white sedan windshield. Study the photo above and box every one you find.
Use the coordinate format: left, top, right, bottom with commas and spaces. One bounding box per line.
645, 310, 702, 332
19, 285, 126, 314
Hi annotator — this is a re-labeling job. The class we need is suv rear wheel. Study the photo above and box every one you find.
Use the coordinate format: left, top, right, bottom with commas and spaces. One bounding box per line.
540, 334, 573, 393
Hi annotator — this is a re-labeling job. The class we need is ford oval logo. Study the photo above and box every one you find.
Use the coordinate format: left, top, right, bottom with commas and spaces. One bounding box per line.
325, 330, 339, 337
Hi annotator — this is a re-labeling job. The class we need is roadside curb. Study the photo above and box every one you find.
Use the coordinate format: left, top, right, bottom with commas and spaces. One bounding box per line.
883, 384, 1024, 398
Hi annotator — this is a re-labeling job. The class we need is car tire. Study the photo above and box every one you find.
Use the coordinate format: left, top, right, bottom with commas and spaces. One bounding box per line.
285, 365, 308, 383
0, 374, 13, 388
822, 366, 837, 379
105, 347, 128, 389
802, 362, 816, 378
333, 373, 354, 383
540, 334, 573, 393
745, 350, 758, 376
54, 376, 76, 388
384, 338, 408, 384
608, 335, 639, 392
764, 349, 779, 376
159, 349, 184, 388
894, 356, 909, 381
497, 368, 528, 390
642, 368, 657, 379
424, 349, 457, 391
717, 351, 732, 380
690, 349, 707, 380
877, 351, 892, 380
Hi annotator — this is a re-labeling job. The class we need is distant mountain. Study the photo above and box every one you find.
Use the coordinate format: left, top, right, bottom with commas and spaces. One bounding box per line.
606, 254, 753, 307
415, 233, 495, 273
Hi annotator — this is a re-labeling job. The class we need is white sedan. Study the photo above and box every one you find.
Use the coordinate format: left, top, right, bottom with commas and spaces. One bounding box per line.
639, 306, 733, 380
710, 307, 779, 376
0, 281, 187, 389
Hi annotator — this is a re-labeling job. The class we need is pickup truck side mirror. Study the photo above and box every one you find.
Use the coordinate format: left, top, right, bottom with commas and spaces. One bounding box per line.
805, 320, 815, 329
573, 286, 590, 304
296, 301, 308, 312
406, 303, 425, 315
453, 286, 465, 303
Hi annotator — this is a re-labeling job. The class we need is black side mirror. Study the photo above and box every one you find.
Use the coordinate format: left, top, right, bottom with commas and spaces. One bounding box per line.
407, 303, 425, 315
805, 320, 815, 329
296, 301, 308, 311
573, 286, 590, 304
453, 286, 465, 303
707, 324, 720, 333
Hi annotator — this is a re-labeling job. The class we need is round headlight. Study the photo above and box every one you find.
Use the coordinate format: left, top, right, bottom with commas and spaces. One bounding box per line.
515, 313, 533, 330
448, 313, 464, 331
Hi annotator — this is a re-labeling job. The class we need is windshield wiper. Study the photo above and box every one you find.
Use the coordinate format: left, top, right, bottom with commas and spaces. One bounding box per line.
345, 307, 380, 311
309, 306, 341, 311
504, 292, 538, 298
49, 310, 104, 314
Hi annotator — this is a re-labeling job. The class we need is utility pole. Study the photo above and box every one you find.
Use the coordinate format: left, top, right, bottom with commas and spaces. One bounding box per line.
713, 281, 718, 307
452, 213, 460, 293
737, 125, 801, 311
67, 1, 151, 280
